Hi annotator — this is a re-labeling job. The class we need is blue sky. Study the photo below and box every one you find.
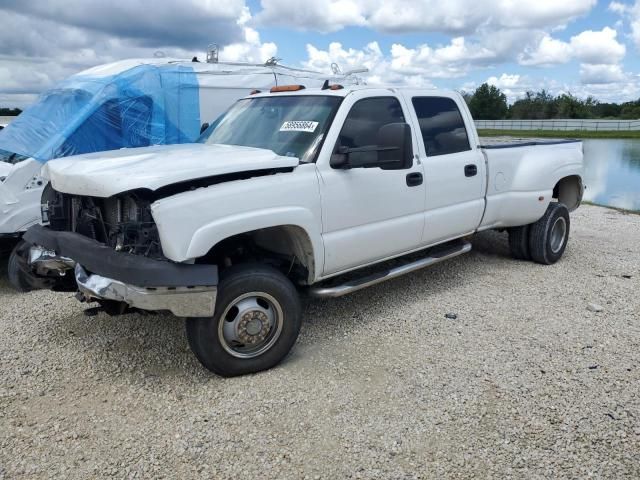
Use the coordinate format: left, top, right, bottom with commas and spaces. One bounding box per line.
1, 0, 640, 107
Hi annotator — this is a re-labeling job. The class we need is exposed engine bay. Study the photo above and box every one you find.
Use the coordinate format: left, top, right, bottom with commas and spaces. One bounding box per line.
41, 183, 164, 260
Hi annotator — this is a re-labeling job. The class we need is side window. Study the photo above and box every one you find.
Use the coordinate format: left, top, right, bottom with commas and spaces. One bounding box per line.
411, 97, 470, 157
337, 97, 409, 169
338, 97, 405, 150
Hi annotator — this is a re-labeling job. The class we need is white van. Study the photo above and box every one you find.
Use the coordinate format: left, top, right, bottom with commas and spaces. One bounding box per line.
0, 56, 360, 241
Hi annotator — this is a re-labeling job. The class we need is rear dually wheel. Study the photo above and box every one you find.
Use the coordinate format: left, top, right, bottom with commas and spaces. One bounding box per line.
529, 202, 570, 265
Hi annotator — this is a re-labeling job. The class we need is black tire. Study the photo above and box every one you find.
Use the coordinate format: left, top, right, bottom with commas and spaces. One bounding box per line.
186, 263, 302, 377
508, 224, 531, 261
7, 240, 33, 292
529, 202, 570, 265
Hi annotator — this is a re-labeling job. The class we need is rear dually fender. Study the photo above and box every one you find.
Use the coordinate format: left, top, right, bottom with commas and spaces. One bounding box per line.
479, 141, 583, 230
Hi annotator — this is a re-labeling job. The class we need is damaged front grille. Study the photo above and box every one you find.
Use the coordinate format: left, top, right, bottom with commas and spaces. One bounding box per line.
42, 183, 164, 259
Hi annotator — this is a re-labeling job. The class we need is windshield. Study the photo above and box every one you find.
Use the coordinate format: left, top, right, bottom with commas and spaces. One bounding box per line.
199, 95, 342, 162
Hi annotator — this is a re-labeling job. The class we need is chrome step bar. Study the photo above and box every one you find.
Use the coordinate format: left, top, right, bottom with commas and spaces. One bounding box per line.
309, 241, 472, 298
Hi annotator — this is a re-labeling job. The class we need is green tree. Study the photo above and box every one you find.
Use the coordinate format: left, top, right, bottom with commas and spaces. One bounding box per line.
620, 100, 640, 119
555, 93, 594, 119
468, 83, 508, 120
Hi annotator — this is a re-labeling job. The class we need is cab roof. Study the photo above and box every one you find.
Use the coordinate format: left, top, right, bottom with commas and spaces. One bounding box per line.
246, 85, 457, 100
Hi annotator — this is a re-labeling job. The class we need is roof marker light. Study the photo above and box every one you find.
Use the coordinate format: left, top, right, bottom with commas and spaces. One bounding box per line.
270, 85, 306, 93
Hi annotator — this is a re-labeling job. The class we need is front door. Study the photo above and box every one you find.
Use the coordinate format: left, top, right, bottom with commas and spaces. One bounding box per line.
316, 94, 426, 276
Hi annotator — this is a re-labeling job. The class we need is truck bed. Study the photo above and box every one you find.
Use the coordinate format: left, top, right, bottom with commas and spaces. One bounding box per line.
479, 137, 581, 149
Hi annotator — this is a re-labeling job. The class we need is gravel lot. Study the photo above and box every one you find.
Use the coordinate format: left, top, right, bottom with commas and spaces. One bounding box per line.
1, 205, 639, 479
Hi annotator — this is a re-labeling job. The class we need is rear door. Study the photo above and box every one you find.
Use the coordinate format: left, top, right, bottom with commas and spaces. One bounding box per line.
316, 91, 426, 275
403, 92, 486, 245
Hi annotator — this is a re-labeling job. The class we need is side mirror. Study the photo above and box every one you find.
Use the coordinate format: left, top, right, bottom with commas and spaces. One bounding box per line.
330, 122, 413, 170
200, 122, 210, 134
330, 146, 350, 169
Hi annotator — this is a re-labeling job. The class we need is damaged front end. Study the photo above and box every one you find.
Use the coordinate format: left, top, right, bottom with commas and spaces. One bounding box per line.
16, 184, 218, 317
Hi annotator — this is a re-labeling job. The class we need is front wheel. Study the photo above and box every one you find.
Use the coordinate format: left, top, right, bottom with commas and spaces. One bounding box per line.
186, 264, 301, 377
529, 202, 570, 265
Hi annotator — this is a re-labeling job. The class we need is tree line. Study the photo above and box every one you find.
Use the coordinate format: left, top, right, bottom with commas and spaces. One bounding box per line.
463, 83, 640, 120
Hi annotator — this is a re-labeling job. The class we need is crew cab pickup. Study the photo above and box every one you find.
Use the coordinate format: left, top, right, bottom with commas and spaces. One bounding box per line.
16, 84, 584, 376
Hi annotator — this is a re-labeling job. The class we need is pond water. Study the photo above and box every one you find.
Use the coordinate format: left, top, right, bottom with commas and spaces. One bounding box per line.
582, 139, 640, 211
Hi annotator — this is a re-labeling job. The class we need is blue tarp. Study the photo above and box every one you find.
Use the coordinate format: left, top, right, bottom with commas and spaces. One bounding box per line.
0, 64, 200, 162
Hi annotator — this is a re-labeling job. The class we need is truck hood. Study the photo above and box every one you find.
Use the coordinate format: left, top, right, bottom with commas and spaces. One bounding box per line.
43, 143, 299, 197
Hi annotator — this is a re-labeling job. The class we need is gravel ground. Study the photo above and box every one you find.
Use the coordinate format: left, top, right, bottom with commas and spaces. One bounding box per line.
1, 205, 639, 479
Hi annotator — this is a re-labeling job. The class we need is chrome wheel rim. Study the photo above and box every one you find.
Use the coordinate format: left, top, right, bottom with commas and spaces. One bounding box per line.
218, 292, 283, 359
550, 216, 567, 254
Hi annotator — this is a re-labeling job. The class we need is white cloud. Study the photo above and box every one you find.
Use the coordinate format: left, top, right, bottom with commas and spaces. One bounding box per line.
519, 35, 573, 66
487, 74, 523, 89
257, 0, 596, 34
389, 38, 496, 78
303, 37, 502, 87
0, 2, 279, 106
219, 8, 278, 63
515, 26, 629, 88
570, 27, 626, 64
255, 0, 366, 33
608, 1, 628, 15
519, 27, 626, 66
1, 1, 247, 50
608, 1, 640, 50
629, 1, 640, 50
569, 78, 640, 103
481, 74, 541, 103
579, 64, 627, 84
220, 28, 277, 63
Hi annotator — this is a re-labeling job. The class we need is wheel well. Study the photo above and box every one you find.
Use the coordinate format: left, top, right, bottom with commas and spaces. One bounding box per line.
553, 175, 583, 212
197, 225, 316, 285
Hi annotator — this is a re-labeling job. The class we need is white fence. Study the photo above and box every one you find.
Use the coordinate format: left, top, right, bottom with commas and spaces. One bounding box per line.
475, 119, 640, 131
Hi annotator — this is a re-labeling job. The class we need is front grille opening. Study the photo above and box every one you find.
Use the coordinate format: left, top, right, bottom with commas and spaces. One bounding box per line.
44, 185, 164, 260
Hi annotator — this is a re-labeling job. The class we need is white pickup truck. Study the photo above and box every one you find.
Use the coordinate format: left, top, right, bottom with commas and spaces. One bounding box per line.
16, 84, 584, 376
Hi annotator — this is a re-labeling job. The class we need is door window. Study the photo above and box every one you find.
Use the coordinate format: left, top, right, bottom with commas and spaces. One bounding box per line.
411, 97, 470, 157
337, 97, 409, 169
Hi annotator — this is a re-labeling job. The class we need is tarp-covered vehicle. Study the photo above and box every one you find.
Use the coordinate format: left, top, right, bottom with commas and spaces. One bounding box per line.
0, 56, 358, 239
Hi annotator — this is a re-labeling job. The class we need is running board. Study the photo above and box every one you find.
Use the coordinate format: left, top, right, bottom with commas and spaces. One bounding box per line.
308, 241, 472, 298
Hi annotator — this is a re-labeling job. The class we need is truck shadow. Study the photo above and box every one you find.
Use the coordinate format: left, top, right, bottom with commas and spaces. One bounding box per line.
0, 230, 513, 380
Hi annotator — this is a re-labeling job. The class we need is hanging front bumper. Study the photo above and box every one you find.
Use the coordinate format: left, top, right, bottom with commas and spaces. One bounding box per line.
19, 224, 219, 317
75, 264, 217, 317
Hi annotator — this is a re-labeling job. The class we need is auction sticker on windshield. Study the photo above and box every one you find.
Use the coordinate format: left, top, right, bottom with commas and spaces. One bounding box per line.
280, 121, 319, 133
